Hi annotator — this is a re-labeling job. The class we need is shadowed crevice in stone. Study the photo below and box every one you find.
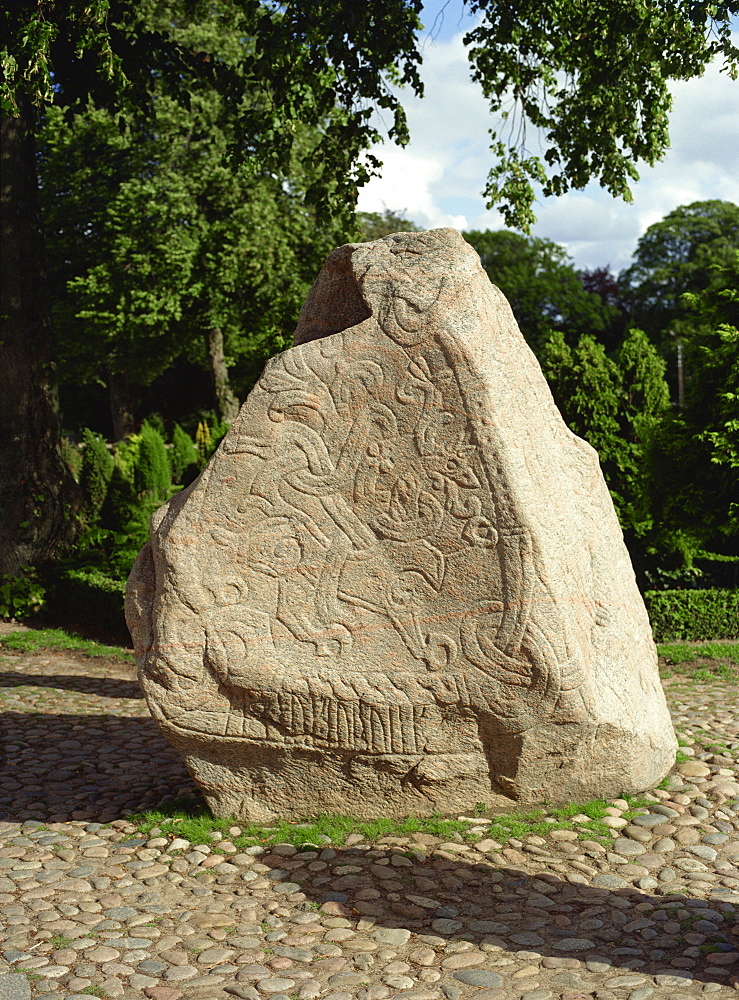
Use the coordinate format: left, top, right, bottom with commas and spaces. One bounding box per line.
475, 712, 524, 799
292, 243, 372, 346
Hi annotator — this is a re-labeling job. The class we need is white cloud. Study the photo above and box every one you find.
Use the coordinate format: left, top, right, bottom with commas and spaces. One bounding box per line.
358, 17, 739, 273
359, 148, 469, 230
357, 26, 491, 232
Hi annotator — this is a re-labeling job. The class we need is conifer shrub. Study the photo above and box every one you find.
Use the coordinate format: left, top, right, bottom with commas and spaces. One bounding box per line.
145, 411, 167, 439
100, 465, 138, 532
195, 420, 211, 466
193, 415, 231, 466
60, 436, 83, 480
79, 428, 114, 518
44, 423, 180, 639
170, 423, 199, 483
209, 417, 231, 454
113, 433, 141, 482
134, 423, 170, 501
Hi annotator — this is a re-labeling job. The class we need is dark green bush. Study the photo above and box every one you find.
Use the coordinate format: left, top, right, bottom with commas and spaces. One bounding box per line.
694, 551, 739, 589
61, 436, 83, 480
170, 423, 199, 483
0, 566, 46, 620
51, 427, 168, 641
100, 465, 138, 531
135, 423, 170, 501
193, 412, 231, 464
47, 568, 129, 645
145, 411, 168, 439
80, 428, 114, 518
645, 588, 739, 641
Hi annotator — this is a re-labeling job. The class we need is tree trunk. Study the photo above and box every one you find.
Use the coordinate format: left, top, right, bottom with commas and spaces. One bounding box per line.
205, 325, 240, 423
0, 96, 79, 576
108, 371, 136, 441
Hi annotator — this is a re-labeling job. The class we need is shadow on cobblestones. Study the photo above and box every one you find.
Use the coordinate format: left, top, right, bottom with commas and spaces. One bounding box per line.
0, 671, 143, 699
0, 712, 193, 825
254, 851, 738, 989
1, 645, 737, 997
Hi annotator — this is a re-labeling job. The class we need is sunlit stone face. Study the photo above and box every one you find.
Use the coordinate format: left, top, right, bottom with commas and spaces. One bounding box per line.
127, 229, 676, 822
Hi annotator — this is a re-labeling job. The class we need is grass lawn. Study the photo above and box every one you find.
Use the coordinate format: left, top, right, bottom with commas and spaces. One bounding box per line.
0, 626, 134, 661
657, 640, 738, 681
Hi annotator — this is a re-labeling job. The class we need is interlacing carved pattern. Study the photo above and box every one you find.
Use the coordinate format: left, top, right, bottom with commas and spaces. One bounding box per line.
140, 259, 594, 757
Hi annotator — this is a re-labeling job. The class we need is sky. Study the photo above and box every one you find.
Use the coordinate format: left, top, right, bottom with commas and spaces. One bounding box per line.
356, 1, 739, 273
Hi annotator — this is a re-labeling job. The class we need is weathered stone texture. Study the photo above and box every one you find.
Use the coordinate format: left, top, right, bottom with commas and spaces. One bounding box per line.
126, 228, 676, 821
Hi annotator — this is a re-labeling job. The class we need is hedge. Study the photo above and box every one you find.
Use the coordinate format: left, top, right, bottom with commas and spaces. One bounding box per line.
644, 588, 739, 642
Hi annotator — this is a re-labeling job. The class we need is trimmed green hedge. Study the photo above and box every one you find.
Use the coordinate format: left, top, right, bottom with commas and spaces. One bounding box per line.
645, 588, 739, 641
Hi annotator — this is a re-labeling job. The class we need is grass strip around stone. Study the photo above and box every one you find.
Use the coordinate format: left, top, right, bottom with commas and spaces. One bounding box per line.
659, 641, 739, 663
658, 641, 738, 683
1, 624, 731, 856
125, 790, 652, 854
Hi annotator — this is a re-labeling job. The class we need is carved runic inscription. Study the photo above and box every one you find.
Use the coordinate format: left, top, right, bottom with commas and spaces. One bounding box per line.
128, 229, 677, 819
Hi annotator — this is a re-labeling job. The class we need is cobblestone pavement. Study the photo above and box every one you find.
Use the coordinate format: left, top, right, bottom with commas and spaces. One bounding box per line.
0, 643, 737, 1000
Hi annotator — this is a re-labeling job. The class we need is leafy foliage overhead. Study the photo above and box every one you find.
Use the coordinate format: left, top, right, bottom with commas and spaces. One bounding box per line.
36, 2, 353, 435
38, 92, 346, 415
3, 1, 738, 229
465, 1, 739, 228
1, 0, 425, 225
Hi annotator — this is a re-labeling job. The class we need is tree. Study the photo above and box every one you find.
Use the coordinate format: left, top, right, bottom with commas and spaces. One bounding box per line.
540, 332, 623, 473
465, 229, 618, 349
40, 104, 203, 437
614, 203, 738, 569
39, 89, 347, 436
356, 208, 422, 241
650, 251, 739, 565
683, 253, 739, 477
2, 0, 737, 574
1, 97, 80, 575
465, 2, 739, 229
540, 327, 671, 580
0, 0, 423, 573
619, 200, 739, 347
614, 328, 672, 556
578, 266, 628, 350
